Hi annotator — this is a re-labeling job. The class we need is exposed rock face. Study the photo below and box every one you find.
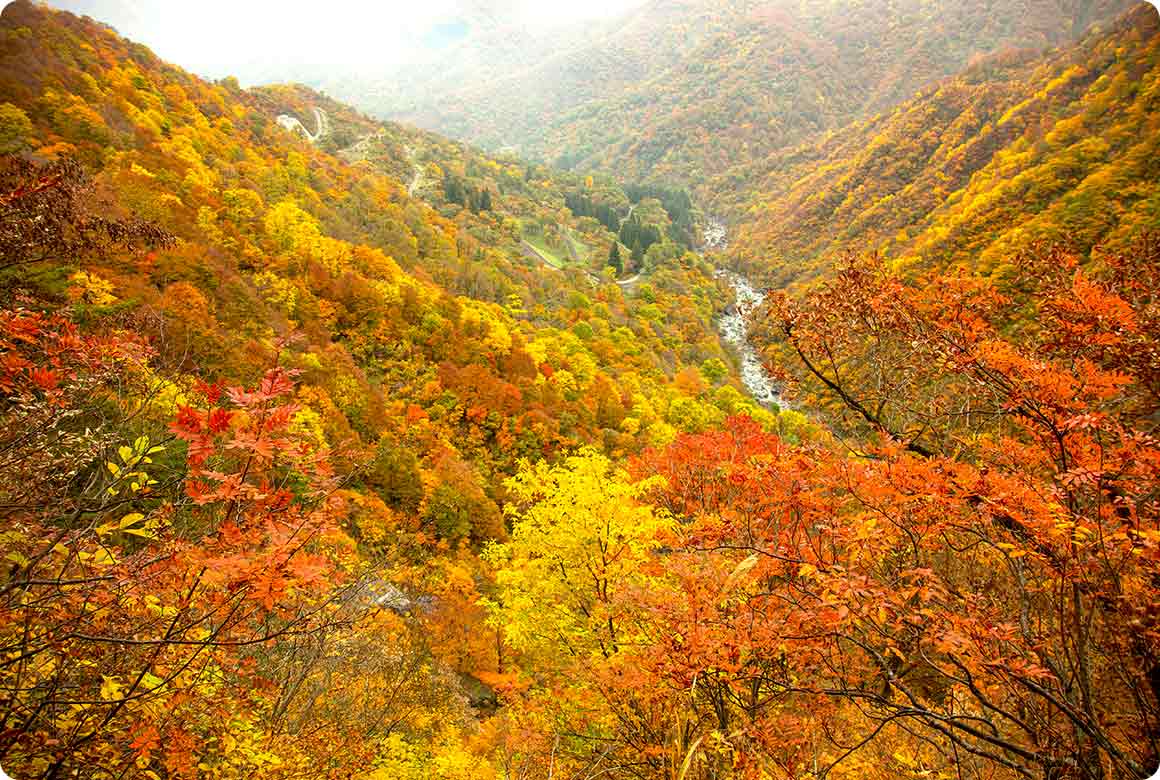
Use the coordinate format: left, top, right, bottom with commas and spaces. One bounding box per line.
362, 580, 414, 615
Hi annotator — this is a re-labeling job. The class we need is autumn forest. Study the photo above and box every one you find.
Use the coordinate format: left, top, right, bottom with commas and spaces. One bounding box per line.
0, 0, 1158, 778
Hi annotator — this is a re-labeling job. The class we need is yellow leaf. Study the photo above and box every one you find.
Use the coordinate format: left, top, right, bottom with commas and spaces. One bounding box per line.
119, 513, 145, 529
89, 548, 117, 567
100, 675, 122, 701
677, 734, 705, 780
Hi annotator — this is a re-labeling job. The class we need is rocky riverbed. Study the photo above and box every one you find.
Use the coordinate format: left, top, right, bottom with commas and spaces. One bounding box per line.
717, 271, 782, 409
701, 219, 782, 408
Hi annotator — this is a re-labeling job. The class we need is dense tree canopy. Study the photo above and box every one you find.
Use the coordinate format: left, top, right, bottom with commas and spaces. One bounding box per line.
0, 1, 1156, 778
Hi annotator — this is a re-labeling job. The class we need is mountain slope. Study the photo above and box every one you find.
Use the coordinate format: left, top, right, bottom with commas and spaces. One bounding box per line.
0, 0, 783, 484
0, 2, 798, 774
726, 3, 1160, 284
539, 0, 1141, 199
329, 0, 1138, 204
380, 0, 754, 153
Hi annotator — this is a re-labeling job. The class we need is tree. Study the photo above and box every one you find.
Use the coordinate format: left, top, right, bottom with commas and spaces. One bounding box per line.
0, 102, 33, 153
608, 241, 623, 275
367, 442, 424, 514
622, 243, 1160, 779
0, 317, 359, 774
483, 450, 670, 663
700, 357, 728, 385
421, 452, 505, 546
0, 156, 173, 274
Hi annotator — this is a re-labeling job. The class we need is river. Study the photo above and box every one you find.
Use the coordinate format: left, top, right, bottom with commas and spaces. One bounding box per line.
716, 271, 782, 409
701, 218, 783, 409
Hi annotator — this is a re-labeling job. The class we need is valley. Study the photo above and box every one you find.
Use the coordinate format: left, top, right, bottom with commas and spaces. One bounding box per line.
0, 1, 1158, 779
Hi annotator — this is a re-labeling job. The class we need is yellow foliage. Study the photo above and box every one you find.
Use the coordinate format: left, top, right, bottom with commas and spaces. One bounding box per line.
67, 270, 116, 306
483, 450, 671, 660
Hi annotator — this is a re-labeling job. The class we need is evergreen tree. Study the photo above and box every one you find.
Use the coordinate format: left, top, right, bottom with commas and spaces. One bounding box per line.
443, 175, 467, 206
618, 218, 637, 249
608, 241, 623, 275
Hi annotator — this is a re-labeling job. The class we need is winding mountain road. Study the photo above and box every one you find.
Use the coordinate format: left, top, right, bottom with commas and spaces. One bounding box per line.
405, 146, 425, 197
297, 110, 634, 289
337, 128, 382, 163
275, 107, 330, 144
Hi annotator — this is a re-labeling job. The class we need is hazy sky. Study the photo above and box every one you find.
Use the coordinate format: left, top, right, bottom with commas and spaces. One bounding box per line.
43, 0, 645, 82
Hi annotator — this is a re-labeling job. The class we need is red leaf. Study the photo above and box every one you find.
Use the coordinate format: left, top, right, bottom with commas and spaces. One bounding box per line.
206, 407, 233, 434
29, 367, 58, 390
169, 405, 203, 439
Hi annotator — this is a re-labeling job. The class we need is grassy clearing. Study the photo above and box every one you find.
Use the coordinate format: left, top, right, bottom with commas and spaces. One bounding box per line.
564, 230, 589, 264
522, 230, 568, 269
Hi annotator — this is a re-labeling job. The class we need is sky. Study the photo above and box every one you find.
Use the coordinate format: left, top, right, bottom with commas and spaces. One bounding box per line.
42, 0, 645, 83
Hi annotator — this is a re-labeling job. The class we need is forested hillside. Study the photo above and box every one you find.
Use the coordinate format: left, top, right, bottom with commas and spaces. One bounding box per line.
727, 3, 1160, 284
313, 0, 734, 155
342, 0, 1136, 200
0, 1, 795, 775
1, 1, 1159, 779
537, 0, 1135, 189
